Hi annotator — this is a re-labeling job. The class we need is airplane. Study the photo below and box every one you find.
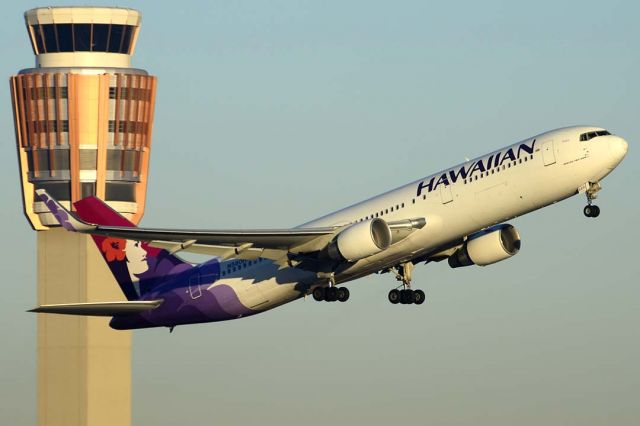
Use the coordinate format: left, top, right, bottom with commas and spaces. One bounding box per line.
31, 125, 628, 330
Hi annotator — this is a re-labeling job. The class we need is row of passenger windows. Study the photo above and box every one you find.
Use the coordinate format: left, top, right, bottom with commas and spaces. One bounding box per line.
354, 202, 406, 223
462, 154, 534, 184
350, 153, 536, 223
580, 130, 611, 141
30, 24, 136, 54
220, 258, 265, 276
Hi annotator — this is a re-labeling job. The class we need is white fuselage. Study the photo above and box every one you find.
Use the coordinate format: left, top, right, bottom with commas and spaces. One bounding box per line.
212, 126, 628, 312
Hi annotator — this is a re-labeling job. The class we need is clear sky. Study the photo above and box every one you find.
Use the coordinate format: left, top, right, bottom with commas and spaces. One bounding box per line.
1, 1, 638, 425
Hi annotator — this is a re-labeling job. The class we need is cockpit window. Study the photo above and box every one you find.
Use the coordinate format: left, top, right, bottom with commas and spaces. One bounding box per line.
580, 130, 611, 141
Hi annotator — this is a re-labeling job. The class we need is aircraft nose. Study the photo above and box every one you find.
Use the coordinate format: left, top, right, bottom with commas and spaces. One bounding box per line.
609, 136, 629, 166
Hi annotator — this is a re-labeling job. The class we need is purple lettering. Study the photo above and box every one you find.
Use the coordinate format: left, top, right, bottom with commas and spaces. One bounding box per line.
433, 173, 450, 190
449, 162, 474, 183
416, 176, 435, 197
468, 160, 486, 177
517, 140, 535, 158
499, 148, 515, 165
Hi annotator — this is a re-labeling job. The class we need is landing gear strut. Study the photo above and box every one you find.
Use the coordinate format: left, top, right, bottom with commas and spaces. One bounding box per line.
387, 262, 425, 305
583, 182, 601, 218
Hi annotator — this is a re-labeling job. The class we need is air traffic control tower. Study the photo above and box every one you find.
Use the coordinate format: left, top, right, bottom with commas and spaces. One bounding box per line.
10, 7, 157, 426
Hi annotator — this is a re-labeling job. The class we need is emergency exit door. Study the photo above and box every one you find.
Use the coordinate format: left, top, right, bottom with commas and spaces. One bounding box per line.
542, 139, 556, 166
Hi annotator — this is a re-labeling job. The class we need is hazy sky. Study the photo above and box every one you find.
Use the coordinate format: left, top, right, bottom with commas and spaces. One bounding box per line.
1, 1, 638, 425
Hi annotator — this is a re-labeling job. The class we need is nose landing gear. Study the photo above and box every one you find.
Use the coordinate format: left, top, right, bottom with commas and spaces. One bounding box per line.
387, 262, 425, 305
582, 181, 601, 218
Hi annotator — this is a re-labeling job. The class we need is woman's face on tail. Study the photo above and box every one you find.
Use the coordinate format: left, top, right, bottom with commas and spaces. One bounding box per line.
125, 240, 149, 276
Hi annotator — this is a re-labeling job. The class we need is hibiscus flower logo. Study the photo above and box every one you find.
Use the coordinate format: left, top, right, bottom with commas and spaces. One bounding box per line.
101, 237, 127, 262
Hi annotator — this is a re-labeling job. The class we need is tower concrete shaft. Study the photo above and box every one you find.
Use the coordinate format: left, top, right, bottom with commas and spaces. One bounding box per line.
10, 7, 158, 426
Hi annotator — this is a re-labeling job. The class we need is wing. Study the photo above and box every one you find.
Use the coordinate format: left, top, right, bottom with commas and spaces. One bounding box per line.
36, 189, 425, 262
36, 189, 339, 259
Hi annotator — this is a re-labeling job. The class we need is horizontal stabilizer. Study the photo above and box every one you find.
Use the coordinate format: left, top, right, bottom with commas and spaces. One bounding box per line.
29, 300, 163, 316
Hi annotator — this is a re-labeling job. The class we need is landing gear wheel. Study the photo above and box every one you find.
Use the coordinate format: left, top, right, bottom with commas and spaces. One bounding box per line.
337, 287, 350, 302
312, 287, 325, 301
413, 289, 426, 305
388, 289, 401, 304
584, 205, 600, 218
325, 287, 339, 302
400, 289, 413, 304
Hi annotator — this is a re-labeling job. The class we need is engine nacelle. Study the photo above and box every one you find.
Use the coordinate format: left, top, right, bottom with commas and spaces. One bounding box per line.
327, 218, 392, 262
448, 224, 521, 268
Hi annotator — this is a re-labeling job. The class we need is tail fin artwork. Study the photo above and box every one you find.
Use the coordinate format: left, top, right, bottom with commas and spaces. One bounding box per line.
36, 189, 192, 301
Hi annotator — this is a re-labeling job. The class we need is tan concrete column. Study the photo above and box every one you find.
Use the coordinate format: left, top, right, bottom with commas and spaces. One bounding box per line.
37, 229, 131, 426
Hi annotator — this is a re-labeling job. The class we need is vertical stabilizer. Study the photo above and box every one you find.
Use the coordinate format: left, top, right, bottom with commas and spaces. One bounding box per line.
74, 197, 192, 300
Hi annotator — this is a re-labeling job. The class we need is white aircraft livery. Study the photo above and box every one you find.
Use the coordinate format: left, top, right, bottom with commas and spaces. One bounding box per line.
33, 125, 628, 330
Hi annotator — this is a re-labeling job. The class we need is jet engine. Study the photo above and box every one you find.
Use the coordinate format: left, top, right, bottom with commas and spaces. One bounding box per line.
448, 224, 521, 268
327, 218, 392, 262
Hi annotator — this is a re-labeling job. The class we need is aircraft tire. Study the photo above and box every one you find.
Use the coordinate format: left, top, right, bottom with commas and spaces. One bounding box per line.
413, 289, 426, 305
388, 289, 401, 304
312, 287, 325, 301
591, 205, 600, 217
400, 289, 414, 304
326, 287, 339, 302
337, 287, 350, 302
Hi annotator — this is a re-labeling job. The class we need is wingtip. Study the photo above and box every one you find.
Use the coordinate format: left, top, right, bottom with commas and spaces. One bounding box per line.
35, 190, 95, 232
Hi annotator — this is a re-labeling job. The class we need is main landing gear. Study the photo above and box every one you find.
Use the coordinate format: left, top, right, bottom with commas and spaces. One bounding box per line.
312, 273, 349, 302
387, 262, 425, 305
583, 182, 601, 218
313, 286, 350, 302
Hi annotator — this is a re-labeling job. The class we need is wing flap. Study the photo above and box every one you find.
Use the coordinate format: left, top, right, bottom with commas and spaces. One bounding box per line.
29, 300, 163, 316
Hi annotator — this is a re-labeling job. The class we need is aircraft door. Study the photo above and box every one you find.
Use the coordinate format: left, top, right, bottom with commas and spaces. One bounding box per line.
542, 139, 556, 166
440, 184, 453, 204
189, 272, 202, 299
